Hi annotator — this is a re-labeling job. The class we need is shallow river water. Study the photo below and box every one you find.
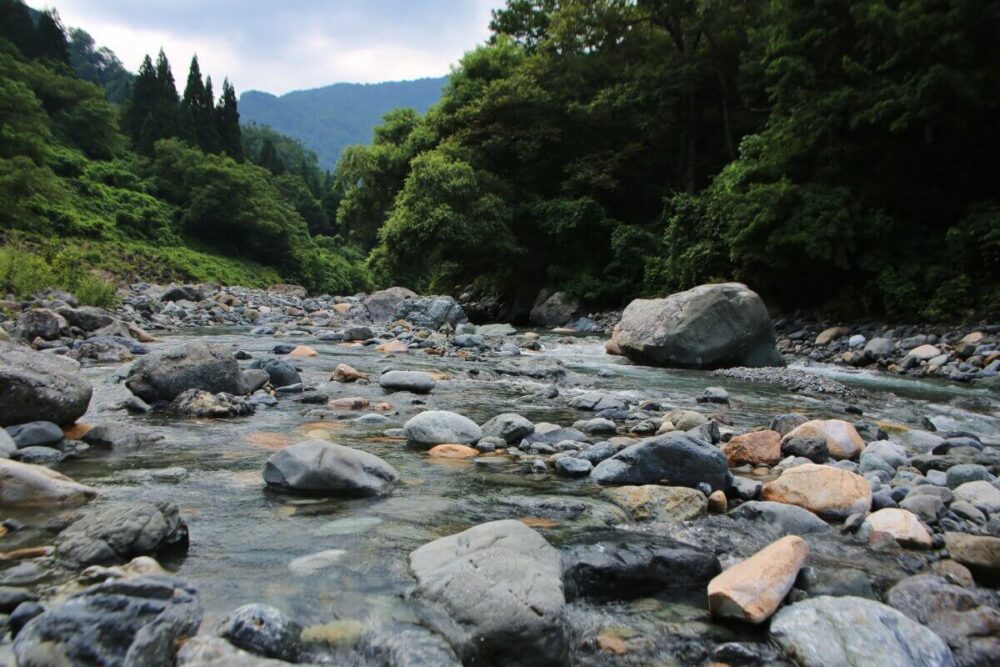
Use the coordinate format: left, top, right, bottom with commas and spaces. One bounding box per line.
6, 328, 1000, 664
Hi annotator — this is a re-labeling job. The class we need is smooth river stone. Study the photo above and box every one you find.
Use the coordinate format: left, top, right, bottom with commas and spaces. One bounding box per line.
782, 420, 865, 460
861, 508, 932, 549
761, 463, 872, 519
708, 535, 808, 623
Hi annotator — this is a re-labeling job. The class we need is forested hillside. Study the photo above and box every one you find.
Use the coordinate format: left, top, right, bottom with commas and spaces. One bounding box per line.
240, 78, 447, 170
334, 0, 1000, 320
0, 0, 368, 303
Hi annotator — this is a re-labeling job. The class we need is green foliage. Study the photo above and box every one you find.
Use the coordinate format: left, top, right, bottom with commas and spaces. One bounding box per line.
67, 28, 133, 104
0, 241, 116, 307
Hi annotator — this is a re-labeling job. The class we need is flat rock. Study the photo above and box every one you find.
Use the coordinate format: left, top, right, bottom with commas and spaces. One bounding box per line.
728, 501, 830, 537
480, 413, 534, 444
55, 501, 189, 568
723, 430, 782, 466
0, 459, 97, 507
770, 595, 954, 667
782, 420, 865, 460
600, 485, 707, 522
408, 519, 566, 666
708, 535, 809, 623
380, 370, 436, 394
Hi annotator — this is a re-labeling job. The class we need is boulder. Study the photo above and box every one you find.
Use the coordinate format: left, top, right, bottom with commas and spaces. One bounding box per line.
126, 343, 247, 403
865, 337, 895, 359
708, 535, 809, 623
56, 305, 113, 332
55, 501, 189, 568
601, 485, 707, 522
169, 389, 255, 418
380, 370, 436, 394
394, 296, 468, 330
770, 596, 954, 667
6, 421, 64, 449
0, 459, 97, 507
590, 432, 732, 492
728, 500, 830, 537
617, 283, 783, 369
481, 413, 535, 444
363, 287, 419, 323
0, 341, 92, 426
782, 420, 865, 460
722, 430, 782, 466
248, 358, 301, 388
953, 480, 1000, 514
403, 411, 482, 449
861, 508, 932, 549
477, 323, 516, 337
761, 464, 872, 519
218, 604, 303, 662
888, 574, 1000, 667
408, 520, 566, 666
263, 440, 398, 497
605, 323, 624, 356
562, 530, 720, 601
13, 308, 68, 341
14, 576, 202, 666
161, 285, 203, 302
529, 291, 580, 327
944, 533, 1000, 584
910, 344, 943, 361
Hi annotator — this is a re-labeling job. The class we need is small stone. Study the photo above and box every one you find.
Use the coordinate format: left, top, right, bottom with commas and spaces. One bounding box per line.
861, 509, 932, 549
331, 364, 368, 383
782, 420, 865, 460
707, 490, 727, 513
601, 485, 707, 522
428, 444, 479, 459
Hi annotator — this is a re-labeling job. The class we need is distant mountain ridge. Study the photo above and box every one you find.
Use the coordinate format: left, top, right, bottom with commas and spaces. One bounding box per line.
239, 77, 447, 170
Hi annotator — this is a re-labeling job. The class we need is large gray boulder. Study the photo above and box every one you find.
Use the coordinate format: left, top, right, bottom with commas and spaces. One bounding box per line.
618, 283, 783, 369
480, 413, 534, 444
363, 286, 419, 323
14, 575, 202, 667
13, 308, 68, 341
770, 596, 954, 667
56, 305, 114, 332
55, 501, 189, 569
0, 341, 92, 426
394, 296, 468, 330
263, 440, 398, 496
126, 342, 247, 403
408, 520, 567, 666
591, 432, 732, 491
403, 410, 482, 449
529, 291, 580, 327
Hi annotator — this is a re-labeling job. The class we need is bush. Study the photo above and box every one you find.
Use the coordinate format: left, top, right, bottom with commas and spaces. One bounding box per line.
0, 242, 117, 307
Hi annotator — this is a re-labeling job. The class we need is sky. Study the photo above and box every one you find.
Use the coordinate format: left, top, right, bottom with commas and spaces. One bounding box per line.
25, 0, 504, 95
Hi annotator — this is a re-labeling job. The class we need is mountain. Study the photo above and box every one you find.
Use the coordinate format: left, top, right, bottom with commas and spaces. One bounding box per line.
239, 77, 447, 170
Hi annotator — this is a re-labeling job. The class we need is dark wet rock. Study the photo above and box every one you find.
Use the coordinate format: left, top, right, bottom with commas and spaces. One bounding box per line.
769, 413, 810, 436
578, 441, 616, 465
263, 440, 398, 497
161, 285, 203, 302
888, 574, 1000, 667
523, 427, 587, 446
55, 501, 189, 568
169, 389, 255, 417
453, 333, 485, 348
395, 295, 467, 330
796, 566, 876, 599
568, 392, 628, 412
5, 421, 64, 449
408, 519, 566, 667
343, 325, 374, 341
0, 341, 92, 427
618, 283, 782, 369
481, 413, 534, 444
272, 343, 296, 355
126, 342, 247, 403
81, 422, 163, 449
56, 305, 113, 332
0, 587, 37, 615
10, 601, 43, 638
79, 334, 149, 355
12, 446, 65, 465
13, 575, 202, 667
781, 435, 829, 463
243, 368, 270, 392
380, 370, 436, 394
561, 530, 720, 601
554, 456, 593, 477
248, 358, 301, 388
728, 501, 830, 538
403, 411, 482, 449
70, 339, 135, 363
218, 603, 303, 662
591, 433, 732, 492
13, 308, 68, 341
770, 595, 954, 667
529, 290, 580, 327
358, 621, 462, 667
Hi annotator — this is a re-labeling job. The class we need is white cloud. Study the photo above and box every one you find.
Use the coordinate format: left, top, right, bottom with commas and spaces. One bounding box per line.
25, 0, 503, 94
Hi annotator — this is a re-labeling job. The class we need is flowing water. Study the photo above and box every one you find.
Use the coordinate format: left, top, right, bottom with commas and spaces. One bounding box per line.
5, 328, 999, 663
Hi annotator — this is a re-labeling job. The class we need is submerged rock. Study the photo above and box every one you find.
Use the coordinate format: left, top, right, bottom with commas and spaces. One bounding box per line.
617, 283, 783, 369
126, 342, 247, 403
727, 501, 829, 537
591, 433, 732, 492
408, 519, 566, 666
263, 440, 398, 497
0, 341, 92, 427
562, 530, 720, 601
14, 575, 203, 667
169, 389, 255, 417
0, 458, 97, 507
600, 485, 707, 522
769, 595, 954, 667
708, 535, 808, 624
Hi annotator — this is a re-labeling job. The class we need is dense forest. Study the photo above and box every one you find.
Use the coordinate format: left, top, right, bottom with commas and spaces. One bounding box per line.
1, 0, 998, 320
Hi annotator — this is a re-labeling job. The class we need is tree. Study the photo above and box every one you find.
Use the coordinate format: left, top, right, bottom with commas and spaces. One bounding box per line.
181, 55, 219, 152
217, 78, 242, 160
67, 28, 133, 104
0, 0, 36, 58
33, 10, 69, 64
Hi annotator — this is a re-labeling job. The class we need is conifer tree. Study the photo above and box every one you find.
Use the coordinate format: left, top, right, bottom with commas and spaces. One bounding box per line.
217, 78, 243, 160
0, 0, 36, 57
181, 56, 219, 152
34, 10, 69, 63
258, 137, 284, 174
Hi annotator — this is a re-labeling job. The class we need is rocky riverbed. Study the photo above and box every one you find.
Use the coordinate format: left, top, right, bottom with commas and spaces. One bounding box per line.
0, 283, 998, 666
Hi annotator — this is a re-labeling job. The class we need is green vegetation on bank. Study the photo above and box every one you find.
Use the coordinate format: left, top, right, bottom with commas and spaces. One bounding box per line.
0, 0, 370, 300
333, 0, 1000, 320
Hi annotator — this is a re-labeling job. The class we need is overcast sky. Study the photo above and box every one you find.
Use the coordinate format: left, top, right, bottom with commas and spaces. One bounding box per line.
26, 0, 503, 95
